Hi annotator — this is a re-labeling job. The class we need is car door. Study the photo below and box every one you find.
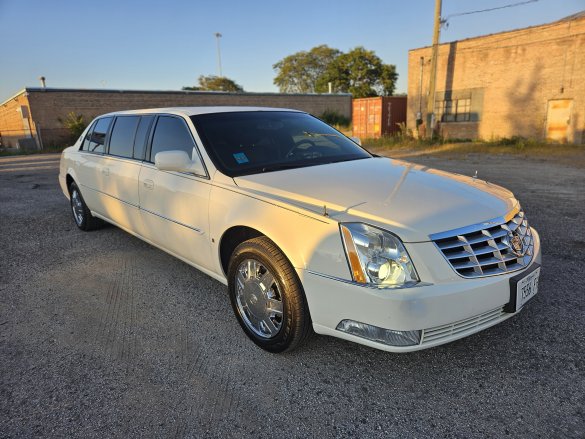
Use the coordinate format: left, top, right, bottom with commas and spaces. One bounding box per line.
99, 115, 152, 232
77, 116, 113, 216
138, 114, 212, 268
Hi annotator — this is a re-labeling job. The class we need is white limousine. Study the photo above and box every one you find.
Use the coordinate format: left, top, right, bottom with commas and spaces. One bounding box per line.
59, 107, 541, 353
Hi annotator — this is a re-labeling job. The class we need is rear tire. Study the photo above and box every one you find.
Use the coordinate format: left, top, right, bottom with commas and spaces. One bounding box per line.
69, 181, 103, 231
228, 236, 312, 353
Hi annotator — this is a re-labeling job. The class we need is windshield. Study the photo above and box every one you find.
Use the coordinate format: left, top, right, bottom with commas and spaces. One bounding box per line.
190, 111, 371, 177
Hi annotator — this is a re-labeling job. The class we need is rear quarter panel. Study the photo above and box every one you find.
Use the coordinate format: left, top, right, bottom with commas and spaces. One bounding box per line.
59, 145, 82, 199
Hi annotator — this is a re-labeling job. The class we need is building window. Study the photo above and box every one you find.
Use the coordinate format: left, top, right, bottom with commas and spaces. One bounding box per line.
435, 98, 471, 122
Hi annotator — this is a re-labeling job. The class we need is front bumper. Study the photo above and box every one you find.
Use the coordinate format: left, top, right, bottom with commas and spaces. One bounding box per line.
300, 228, 541, 352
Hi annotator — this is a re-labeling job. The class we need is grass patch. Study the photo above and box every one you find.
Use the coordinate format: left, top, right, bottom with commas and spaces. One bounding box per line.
361, 134, 583, 156
0, 145, 66, 157
362, 136, 470, 150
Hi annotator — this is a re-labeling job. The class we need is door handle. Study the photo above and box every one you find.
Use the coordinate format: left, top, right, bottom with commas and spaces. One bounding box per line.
143, 179, 154, 190
102, 167, 110, 176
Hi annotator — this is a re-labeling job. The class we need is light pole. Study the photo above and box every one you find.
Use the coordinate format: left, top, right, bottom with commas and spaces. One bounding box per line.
214, 32, 223, 77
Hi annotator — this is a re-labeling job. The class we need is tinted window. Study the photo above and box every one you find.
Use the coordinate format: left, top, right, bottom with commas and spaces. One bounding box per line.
109, 116, 140, 158
80, 121, 96, 151
150, 116, 194, 161
133, 116, 154, 160
191, 111, 371, 177
87, 117, 112, 154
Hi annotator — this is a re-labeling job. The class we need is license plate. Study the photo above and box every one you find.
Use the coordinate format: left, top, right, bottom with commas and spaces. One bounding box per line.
508, 266, 540, 313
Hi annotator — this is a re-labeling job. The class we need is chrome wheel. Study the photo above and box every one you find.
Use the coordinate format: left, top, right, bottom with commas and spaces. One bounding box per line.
71, 189, 84, 226
235, 258, 283, 339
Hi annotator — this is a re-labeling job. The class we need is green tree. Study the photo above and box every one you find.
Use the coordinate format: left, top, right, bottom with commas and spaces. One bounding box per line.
273, 45, 341, 93
318, 47, 397, 98
183, 75, 244, 92
379, 64, 398, 96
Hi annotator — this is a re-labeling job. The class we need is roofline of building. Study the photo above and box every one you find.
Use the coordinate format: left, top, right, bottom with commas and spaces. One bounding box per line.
408, 10, 585, 52
0, 87, 351, 106
0, 88, 28, 107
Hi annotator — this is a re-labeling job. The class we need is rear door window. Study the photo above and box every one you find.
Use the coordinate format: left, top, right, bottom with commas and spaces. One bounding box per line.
87, 117, 112, 154
149, 116, 195, 161
109, 116, 140, 158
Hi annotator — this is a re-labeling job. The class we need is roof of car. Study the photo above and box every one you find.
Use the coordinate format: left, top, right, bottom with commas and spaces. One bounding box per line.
104, 106, 304, 117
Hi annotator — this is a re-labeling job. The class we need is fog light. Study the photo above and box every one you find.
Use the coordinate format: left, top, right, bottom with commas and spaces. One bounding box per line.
336, 320, 421, 347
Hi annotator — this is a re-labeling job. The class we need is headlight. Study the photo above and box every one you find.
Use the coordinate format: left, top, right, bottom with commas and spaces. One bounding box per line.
340, 223, 419, 287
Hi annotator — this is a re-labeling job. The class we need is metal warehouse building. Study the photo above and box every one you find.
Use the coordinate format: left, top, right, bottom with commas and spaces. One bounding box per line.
407, 12, 585, 143
0, 88, 351, 149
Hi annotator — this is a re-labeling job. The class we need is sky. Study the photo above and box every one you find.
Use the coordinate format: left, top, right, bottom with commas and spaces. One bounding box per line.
0, 0, 583, 102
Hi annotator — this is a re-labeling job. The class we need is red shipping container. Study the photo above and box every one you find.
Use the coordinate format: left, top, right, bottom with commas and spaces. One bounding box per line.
352, 96, 407, 139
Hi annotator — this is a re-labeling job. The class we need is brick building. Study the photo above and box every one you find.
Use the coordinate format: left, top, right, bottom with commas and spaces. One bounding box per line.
407, 13, 585, 143
0, 88, 351, 149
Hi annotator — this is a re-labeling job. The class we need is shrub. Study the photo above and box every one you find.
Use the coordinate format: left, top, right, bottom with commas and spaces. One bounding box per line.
58, 112, 87, 142
319, 109, 350, 128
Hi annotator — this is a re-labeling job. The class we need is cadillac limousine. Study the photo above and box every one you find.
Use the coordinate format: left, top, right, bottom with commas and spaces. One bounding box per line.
59, 107, 541, 353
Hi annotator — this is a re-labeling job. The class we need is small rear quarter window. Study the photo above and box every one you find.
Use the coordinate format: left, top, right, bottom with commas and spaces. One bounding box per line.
87, 117, 112, 154
80, 121, 96, 151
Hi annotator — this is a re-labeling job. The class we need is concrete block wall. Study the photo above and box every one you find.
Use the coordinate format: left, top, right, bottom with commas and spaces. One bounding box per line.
408, 16, 585, 143
16, 89, 351, 147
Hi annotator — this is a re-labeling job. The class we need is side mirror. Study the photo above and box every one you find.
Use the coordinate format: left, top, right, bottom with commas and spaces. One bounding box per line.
350, 136, 362, 146
154, 150, 205, 175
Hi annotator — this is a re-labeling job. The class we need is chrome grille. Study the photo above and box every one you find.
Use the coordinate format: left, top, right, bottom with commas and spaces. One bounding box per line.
431, 209, 534, 278
421, 307, 506, 345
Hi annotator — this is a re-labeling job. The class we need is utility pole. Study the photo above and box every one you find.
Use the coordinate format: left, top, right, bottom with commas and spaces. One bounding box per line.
426, 0, 442, 138
214, 32, 223, 77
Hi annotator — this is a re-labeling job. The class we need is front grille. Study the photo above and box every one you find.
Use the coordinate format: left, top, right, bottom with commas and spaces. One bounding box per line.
421, 307, 506, 345
431, 208, 534, 278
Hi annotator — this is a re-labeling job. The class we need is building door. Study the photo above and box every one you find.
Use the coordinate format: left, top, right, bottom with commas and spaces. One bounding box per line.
545, 99, 572, 142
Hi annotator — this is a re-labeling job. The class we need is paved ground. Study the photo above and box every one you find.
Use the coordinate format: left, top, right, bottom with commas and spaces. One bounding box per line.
1, 152, 584, 438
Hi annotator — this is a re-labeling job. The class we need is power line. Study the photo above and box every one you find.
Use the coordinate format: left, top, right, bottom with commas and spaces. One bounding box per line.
440, 12, 584, 54
413, 9, 582, 52
454, 15, 580, 50
451, 30, 585, 53
445, 0, 539, 20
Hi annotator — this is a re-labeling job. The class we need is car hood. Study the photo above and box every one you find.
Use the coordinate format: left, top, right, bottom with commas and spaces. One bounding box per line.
233, 157, 517, 242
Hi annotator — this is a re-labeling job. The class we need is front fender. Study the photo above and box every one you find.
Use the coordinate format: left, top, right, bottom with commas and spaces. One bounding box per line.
209, 183, 350, 281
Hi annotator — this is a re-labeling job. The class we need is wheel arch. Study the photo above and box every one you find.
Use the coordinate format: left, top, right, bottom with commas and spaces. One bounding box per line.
66, 173, 75, 193
218, 225, 265, 277
218, 225, 307, 280
64, 165, 81, 193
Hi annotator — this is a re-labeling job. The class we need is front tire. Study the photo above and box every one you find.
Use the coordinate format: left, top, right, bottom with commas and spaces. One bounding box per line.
69, 181, 102, 231
228, 236, 312, 353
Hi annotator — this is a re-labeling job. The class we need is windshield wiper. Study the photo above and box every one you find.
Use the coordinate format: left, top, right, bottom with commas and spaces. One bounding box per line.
302, 131, 338, 138
260, 163, 312, 173
260, 157, 369, 173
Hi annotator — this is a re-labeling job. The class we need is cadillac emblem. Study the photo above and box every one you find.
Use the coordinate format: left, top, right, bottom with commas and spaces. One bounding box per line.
506, 230, 526, 257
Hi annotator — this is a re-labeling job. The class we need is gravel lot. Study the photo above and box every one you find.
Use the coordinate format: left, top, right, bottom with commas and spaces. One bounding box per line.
1, 151, 584, 438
